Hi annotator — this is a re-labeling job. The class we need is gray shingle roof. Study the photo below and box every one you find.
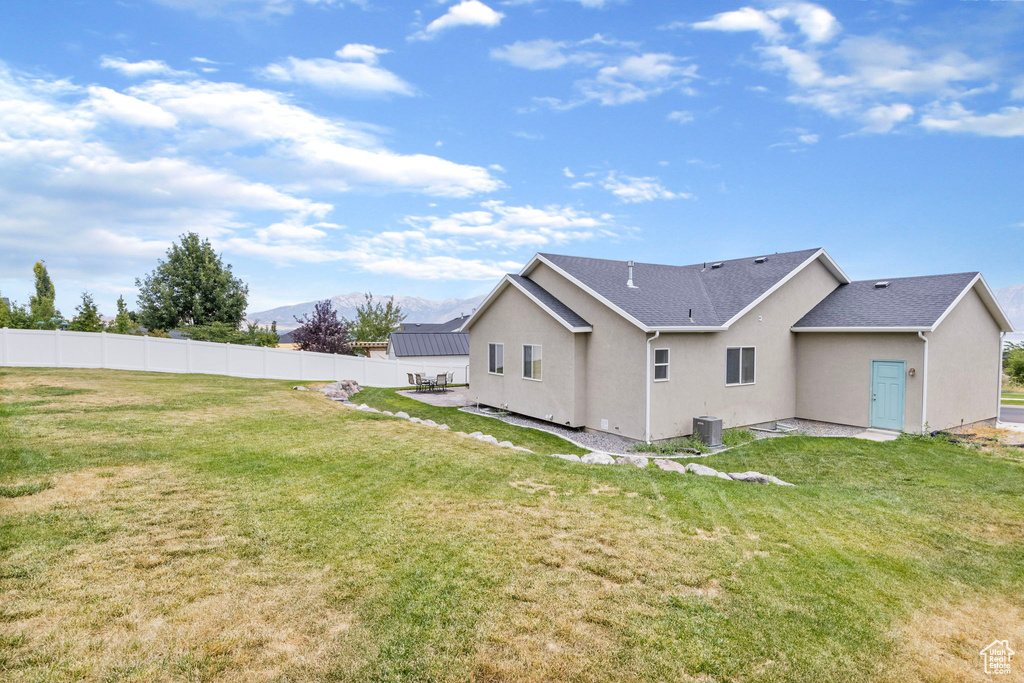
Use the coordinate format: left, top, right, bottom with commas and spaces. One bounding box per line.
399, 314, 471, 333
538, 248, 824, 327
389, 331, 469, 357
508, 274, 591, 329
793, 272, 978, 329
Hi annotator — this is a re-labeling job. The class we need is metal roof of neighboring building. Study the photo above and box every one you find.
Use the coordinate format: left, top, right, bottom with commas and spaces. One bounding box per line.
533, 248, 839, 329
400, 314, 471, 333
792, 272, 982, 330
389, 331, 469, 357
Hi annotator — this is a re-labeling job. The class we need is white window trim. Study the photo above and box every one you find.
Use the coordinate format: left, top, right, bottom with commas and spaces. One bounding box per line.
488, 342, 504, 376
726, 346, 756, 386
522, 343, 543, 382
653, 348, 670, 382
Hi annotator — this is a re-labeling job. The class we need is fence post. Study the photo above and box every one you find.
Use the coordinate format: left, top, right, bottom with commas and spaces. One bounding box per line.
186, 339, 192, 373
1, 328, 8, 367
262, 345, 268, 379
143, 334, 150, 371
54, 329, 62, 367
101, 331, 107, 369
224, 342, 231, 376
334, 353, 339, 381
299, 350, 305, 380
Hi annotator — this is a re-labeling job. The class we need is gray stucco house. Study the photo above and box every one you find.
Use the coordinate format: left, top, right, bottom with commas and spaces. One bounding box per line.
460, 248, 1013, 442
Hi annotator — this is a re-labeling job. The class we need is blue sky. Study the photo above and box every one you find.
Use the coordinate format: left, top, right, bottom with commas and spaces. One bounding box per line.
1, 0, 1022, 317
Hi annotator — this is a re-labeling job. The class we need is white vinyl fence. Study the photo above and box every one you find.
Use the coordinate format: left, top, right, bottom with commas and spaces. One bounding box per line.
0, 328, 468, 387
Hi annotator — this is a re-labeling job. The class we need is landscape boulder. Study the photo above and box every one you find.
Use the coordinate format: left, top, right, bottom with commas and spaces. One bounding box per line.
615, 455, 649, 468
768, 475, 796, 487
653, 459, 687, 474
382, 411, 394, 416
422, 419, 438, 428
395, 412, 410, 419
293, 386, 309, 391
728, 471, 771, 485
550, 453, 582, 462
480, 435, 499, 444
438, 424, 450, 431
468, 431, 483, 439
582, 452, 616, 465
498, 441, 515, 448
686, 463, 730, 480
409, 417, 423, 423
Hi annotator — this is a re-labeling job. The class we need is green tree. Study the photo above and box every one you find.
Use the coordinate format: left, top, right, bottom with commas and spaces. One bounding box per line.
347, 292, 405, 342
108, 296, 138, 335
135, 233, 248, 330
293, 300, 351, 355
1006, 346, 1024, 385
0, 293, 33, 329
68, 292, 105, 332
29, 261, 61, 327
178, 321, 279, 347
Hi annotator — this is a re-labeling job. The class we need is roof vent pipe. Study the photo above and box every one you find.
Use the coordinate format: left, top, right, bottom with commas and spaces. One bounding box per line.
627, 261, 638, 288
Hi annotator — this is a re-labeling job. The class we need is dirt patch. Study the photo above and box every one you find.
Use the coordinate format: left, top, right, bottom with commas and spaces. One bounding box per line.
884, 598, 1024, 682
509, 479, 557, 494
0, 466, 149, 513
676, 578, 722, 600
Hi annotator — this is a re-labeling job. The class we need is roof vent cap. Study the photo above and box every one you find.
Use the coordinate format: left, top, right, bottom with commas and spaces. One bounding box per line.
626, 260, 638, 288
874, 281, 890, 289
754, 256, 768, 263
711, 262, 723, 269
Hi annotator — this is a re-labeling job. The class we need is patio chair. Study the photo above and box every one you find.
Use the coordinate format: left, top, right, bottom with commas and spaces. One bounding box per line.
435, 373, 448, 393
406, 373, 419, 392
414, 373, 433, 392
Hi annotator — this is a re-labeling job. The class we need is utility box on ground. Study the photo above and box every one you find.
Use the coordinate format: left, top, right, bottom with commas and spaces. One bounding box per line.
693, 416, 723, 447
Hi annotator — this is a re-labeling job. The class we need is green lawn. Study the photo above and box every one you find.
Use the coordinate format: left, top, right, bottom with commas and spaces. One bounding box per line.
2, 368, 1023, 682
1001, 391, 1024, 404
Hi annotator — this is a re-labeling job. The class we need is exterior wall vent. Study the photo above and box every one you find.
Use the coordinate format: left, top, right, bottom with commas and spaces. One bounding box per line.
874, 281, 890, 289
754, 256, 768, 263
711, 262, 723, 269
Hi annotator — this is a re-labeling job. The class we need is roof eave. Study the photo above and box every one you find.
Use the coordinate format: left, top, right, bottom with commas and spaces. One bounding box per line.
459, 273, 593, 334
791, 326, 931, 333
930, 273, 1014, 333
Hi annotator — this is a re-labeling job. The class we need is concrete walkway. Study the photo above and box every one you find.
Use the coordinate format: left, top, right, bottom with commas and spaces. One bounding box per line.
398, 386, 473, 408
853, 428, 900, 442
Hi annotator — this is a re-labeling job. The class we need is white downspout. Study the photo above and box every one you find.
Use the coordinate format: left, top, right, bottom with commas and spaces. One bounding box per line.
997, 332, 1006, 424
918, 331, 929, 434
645, 331, 661, 444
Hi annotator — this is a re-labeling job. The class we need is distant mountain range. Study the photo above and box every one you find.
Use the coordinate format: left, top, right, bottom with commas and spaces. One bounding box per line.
995, 284, 1024, 343
253, 283, 1023, 336
249, 292, 486, 331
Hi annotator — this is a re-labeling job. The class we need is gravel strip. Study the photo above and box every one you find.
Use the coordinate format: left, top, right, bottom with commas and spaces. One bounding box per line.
459, 406, 638, 454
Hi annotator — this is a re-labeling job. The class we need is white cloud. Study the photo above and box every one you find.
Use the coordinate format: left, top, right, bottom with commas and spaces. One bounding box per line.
860, 103, 913, 133
491, 39, 572, 70
601, 173, 690, 203
495, 36, 698, 109
798, 132, 819, 144
694, 4, 1008, 136
920, 103, 1024, 137
410, 0, 503, 41
693, 7, 783, 42
691, 3, 839, 44
259, 46, 415, 96
99, 56, 188, 78
667, 110, 694, 124
130, 79, 500, 196
86, 86, 178, 128
563, 167, 575, 178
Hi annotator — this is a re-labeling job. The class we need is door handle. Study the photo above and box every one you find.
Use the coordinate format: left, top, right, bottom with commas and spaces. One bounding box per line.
872, 393, 877, 400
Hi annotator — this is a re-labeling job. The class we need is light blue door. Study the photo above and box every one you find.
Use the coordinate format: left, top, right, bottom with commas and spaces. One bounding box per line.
870, 360, 905, 431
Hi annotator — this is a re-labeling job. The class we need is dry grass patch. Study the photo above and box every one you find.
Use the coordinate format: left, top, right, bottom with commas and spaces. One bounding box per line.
0, 465, 147, 513
884, 598, 1024, 682
0, 468, 369, 682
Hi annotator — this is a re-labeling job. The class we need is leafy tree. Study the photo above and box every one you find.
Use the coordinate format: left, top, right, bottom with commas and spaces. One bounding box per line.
292, 300, 351, 355
69, 292, 105, 332
135, 232, 248, 330
0, 293, 33, 329
29, 261, 61, 327
179, 321, 279, 347
1006, 346, 1024, 385
348, 292, 405, 342
108, 296, 139, 335
0, 294, 10, 328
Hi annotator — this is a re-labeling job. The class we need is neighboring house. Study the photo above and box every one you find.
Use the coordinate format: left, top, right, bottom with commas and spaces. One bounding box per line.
461, 248, 1013, 442
353, 341, 389, 359
388, 314, 470, 372
277, 330, 299, 350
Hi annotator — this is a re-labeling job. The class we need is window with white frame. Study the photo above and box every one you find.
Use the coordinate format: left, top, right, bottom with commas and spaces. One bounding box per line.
654, 348, 670, 381
726, 347, 755, 385
522, 344, 542, 380
488, 343, 504, 375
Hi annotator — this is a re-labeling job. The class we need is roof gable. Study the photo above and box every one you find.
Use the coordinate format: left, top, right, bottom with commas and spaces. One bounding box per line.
460, 274, 592, 333
525, 248, 846, 331
792, 272, 1013, 332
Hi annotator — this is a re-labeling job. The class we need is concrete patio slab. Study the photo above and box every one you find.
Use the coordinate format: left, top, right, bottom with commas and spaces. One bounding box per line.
398, 386, 473, 408
854, 428, 900, 442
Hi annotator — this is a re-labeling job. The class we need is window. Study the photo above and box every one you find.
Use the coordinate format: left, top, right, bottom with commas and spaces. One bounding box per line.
522, 344, 542, 380
488, 343, 503, 375
654, 348, 670, 381
726, 347, 755, 385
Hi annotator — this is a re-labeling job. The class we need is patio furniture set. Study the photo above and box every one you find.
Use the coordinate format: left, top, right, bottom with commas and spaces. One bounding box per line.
407, 372, 454, 393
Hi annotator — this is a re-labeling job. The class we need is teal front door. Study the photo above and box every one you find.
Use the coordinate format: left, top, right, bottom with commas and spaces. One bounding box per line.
870, 360, 905, 431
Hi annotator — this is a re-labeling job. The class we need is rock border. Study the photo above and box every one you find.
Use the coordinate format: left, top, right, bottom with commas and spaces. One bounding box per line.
297, 383, 795, 486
